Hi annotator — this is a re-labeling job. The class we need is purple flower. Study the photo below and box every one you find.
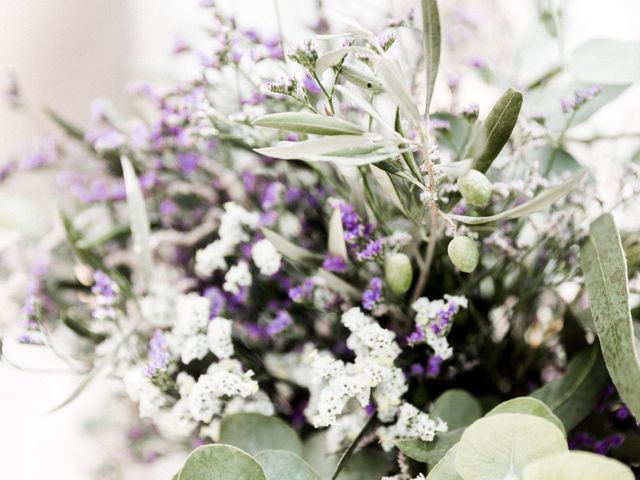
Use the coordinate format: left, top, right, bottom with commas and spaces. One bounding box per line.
322, 255, 347, 273
406, 325, 425, 345
302, 74, 321, 95
356, 239, 384, 262
203, 286, 226, 318
362, 277, 383, 310
143, 330, 171, 378
266, 310, 293, 336
177, 152, 201, 174
426, 355, 443, 377
159, 199, 178, 217
615, 405, 630, 421
92, 270, 118, 320
261, 182, 282, 210
288, 278, 314, 303
430, 118, 451, 132
92, 129, 125, 151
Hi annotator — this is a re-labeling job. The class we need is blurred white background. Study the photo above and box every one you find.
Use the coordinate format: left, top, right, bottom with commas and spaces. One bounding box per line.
0, 0, 639, 478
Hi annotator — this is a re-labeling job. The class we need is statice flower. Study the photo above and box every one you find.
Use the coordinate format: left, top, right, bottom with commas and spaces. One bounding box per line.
560, 85, 601, 113
322, 255, 348, 273
91, 270, 119, 321
362, 277, 383, 311
223, 261, 252, 295
378, 402, 447, 450
251, 238, 281, 276
265, 310, 292, 337
143, 330, 171, 378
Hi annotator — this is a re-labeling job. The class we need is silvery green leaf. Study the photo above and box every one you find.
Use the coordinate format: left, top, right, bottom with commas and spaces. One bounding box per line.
318, 268, 360, 298
486, 397, 565, 436
178, 445, 265, 480
262, 228, 323, 265
469, 88, 523, 173
121, 156, 152, 289
438, 160, 472, 178
396, 429, 463, 466
421, 0, 441, 114
298, 147, 416, 167
219, 413, 303, 456
316, 47, 352, 75
327, 10, 376, 41
328, 207, 348, 260
255, 134, 384, 160
371, 55, 422, 125
425, 444, 463, 480
580, 213, 640, 420
339, 63, 384, 92
253, 113, 363, 135
532, 346, 607, 431
523, 451, 634, 480
451, 170, 585, 225
369, 165, 407, 214
431, 389, 483, 430
454, 413, 567, 480
335, 85, 399, 137
567, 39, 640, 85
254, 450, 321, 480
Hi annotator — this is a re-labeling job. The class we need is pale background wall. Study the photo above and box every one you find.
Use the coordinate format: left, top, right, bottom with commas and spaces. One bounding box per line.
0, 0, 638, 478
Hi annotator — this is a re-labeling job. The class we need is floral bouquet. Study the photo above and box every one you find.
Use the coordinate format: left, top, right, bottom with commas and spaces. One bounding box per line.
2, 1, 639, 479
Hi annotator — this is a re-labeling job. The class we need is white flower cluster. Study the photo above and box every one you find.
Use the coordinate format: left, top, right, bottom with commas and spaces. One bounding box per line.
310, 308, 405, 427
140, 283, 179, 328
378, 402, 447, 450
223, 261, 252, 294
168, 293, 213, 364
124, 369, 168, 419
251, 238, 281, 276
411, 294, 468, 360
195, 202, 259, 277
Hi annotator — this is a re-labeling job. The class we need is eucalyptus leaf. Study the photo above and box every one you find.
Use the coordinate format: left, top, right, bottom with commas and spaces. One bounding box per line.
253, 112, 364, 135
254, 134, 386, 160
178, 444, 266, 480
395, 428, 463, 466
425, 444, 463, 480
254, 450, 321, 480
421, 0, 441, 114
334, 447, 393, 480
431, 389, 483, 430
567, 39, 640, 85
451, 170, 585, 225
328, 207, 348, 260
469, 88, 523, 173
486, 397, 565, 436
454, 413, 567, 480
532, 346, 607, 431
522, 451, 634, 480
219, 413, 303, 456
121, 156, 153, 290
262, 228, 323, 266
580, 213, 640, 420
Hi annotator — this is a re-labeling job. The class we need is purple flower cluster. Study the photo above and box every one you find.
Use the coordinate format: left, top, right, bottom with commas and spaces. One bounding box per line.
355, 239, 385, 262
288, 278, 315, 303
430, 301, 458, 335
144, 330, 171, 378
561, 85, 601, 114
426, 355, 443, 377
266, 310, 293, 337
92, 270, 119, 320
569, 432, 624, 455
362, 277, 383, 311
16, 295, 43, 345
406, 325, 425, 345
322, 255, 348, 273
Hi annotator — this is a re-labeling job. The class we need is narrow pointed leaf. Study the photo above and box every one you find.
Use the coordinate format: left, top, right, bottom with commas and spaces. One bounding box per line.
262, 228, 323, 265
469, 88, 523, 173
532, 346, 607, 430
253, 112, 363, 135
451, 170, 585, 225
421, 0, 441, 114
121, 156, 153, 289
371, 55, 421, 125
580, 213, 640, 420
297, 148, 415, 167
318, 268, 360, 299
255, 134, 382, 160
328, 207, 348, 260
339, 63, 384, 92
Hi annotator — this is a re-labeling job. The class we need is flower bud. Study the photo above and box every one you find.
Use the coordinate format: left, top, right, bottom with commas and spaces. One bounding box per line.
384, 252, 413, 295
457, 169, 492, 208
447, 236, 479, 273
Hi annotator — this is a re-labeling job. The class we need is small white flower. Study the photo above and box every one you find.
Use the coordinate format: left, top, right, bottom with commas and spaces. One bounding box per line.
195, 240, 231, 277
207, 317, 234, 359
223, 261, 252, 294
251, 238, 281, 276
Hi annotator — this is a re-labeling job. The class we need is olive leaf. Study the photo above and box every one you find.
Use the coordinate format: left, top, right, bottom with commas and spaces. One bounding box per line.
318, 268, 361, 299
295, 147, 417, 167
371, 55, 422, 125
469, 88, 523, 173
253, 112, 364, 135
178, 444, 266, 480
254, 450, 321, 480
339, 63, 384, 92
580, 213, 640, 420
219, 413, 303, 456
431, 389, 483, 430
523, 451, 634, 480
254, 134, 387, 160
328, 207, 349, 260
454, 413, 567, 480
451, 170, 585, 225
532, 346, 607, 431
121, 156, 153, 290
421, 0, 441, 114
262, 228, 323, 266
567, 39, 640, 85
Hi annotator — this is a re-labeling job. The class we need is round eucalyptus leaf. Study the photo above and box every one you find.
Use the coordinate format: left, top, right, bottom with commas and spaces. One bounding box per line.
432, 389, 483, 430
522, 451, 634, 480
255, 450, 321, 480
220, 413, 303, 456
454, 413, 567, 480
425, 444, 463, 480
486, 397, 566, 436
178, 445, 266, 480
